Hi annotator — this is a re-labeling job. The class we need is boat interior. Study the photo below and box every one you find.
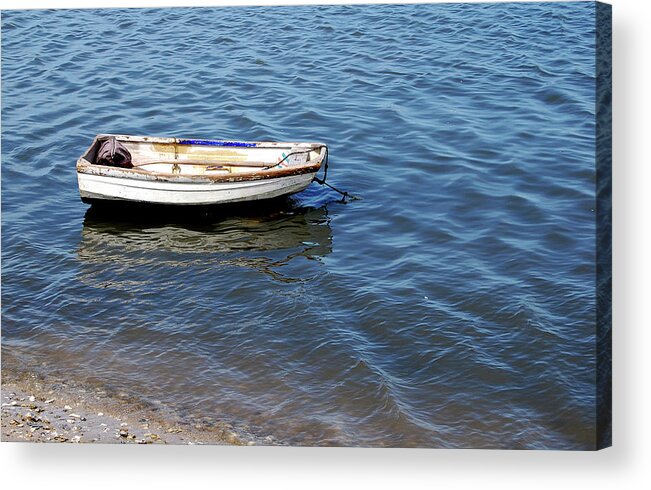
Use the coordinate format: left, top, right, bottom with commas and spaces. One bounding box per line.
82, 135, 325, 176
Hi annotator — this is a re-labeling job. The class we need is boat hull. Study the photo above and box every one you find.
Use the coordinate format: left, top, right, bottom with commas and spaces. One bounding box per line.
78, 171, 316, 205
76, 134, 326, 206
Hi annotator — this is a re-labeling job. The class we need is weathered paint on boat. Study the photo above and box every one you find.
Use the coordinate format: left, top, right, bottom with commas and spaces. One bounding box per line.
76, 134, 327, 205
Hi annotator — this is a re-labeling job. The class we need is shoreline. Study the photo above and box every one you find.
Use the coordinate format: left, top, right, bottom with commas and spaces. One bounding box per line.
1, 362, 271, 445
2, 380, 181, 444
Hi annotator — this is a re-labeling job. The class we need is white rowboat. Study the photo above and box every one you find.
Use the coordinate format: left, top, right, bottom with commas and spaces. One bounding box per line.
77, 134, 327, 206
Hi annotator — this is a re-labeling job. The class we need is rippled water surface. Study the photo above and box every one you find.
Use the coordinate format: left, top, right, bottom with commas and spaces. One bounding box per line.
2, 3, 599, 448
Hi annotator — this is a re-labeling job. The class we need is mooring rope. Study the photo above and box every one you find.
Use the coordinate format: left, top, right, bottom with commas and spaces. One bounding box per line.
313, 147, 360, 202
263, 146, 358, 201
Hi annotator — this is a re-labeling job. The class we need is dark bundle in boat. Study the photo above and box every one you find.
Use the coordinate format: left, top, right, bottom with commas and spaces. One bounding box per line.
96, 136, 133, 168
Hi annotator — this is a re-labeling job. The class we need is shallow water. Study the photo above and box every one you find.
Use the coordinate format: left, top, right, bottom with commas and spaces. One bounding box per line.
2, 3, 599, 448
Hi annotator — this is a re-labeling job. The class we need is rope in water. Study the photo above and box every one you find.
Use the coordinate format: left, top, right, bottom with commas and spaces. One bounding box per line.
263, 146, 358, 201
313, 147, 360, 201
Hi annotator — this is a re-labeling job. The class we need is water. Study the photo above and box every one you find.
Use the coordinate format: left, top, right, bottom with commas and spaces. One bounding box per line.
2, 2, 599, 448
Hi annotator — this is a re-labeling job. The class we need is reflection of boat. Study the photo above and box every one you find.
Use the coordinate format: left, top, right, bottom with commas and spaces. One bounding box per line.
78, 203, 332, 282
77, 134, 327, 206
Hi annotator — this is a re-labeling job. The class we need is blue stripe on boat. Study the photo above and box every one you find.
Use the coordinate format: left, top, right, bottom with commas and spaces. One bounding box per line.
178, 139, 257, 147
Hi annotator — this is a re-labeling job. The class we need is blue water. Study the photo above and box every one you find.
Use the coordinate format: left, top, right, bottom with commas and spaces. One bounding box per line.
2, 2, 599, 448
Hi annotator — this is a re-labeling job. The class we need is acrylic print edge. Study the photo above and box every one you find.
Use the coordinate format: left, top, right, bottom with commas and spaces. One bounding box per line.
595, 0, 612, 451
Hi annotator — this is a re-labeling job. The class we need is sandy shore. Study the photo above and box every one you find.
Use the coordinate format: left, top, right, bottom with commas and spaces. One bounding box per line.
2, 382, 177, 444
1, 367, 269, 445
